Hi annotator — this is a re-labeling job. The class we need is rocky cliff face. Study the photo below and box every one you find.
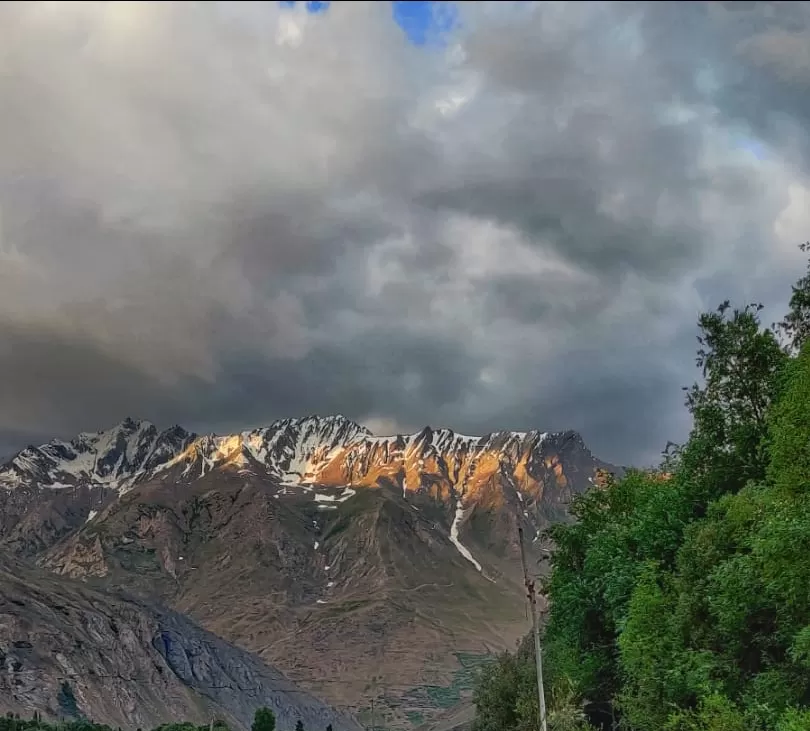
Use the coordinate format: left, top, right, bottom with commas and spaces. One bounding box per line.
0, 554, 360, 731
0, 415, 621, 731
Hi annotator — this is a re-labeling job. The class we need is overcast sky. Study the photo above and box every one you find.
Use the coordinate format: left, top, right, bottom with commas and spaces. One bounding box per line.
1, 1, 809, 466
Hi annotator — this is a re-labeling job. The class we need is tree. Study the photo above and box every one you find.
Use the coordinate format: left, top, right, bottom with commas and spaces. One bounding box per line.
251, 708, 276, 731
766, 337, 810, 493
472, 648, 524, 731
295, 721, 304, 731
473, 635, 596, 731
778, 241, 810, 352
678, 301, 786, 506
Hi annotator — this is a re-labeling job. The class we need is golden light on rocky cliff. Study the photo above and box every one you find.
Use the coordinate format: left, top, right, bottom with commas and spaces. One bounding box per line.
214, 435, 246, 465
276, 440, 578, 519
178, 442, 199, 464
161, 429, 589, 526
549, 456, 566, 486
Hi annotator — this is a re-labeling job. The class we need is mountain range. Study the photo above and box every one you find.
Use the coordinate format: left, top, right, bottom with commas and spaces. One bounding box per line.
0, 415, 621, 731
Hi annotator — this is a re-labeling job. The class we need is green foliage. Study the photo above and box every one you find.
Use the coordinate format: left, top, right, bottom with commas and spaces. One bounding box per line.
472, 639, 541, 731
662, 694, 749, 731
546, 678, 597, 731
472, 638, 596, 731
473, 242, 810, 731
767, 339, 810, 493
778, 241, 810, 353
0, 719, 122, 731
677, 301, 786, 506
0, 715, 260, 731
252, 708, 276, 731
777, 707, 810, 731
152, 724, 207, 731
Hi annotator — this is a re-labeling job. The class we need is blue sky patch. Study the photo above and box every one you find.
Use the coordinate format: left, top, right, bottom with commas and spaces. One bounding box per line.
391, 1, 459, 46
279, 1, 330, 12
278, 1, 459, 45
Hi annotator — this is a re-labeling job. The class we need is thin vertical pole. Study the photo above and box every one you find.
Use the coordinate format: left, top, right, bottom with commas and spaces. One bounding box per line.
518, 525, 548, 731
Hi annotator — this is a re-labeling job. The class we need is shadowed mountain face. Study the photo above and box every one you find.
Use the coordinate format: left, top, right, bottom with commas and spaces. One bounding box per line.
0, 554, 360, 731
0, 415, 621, 730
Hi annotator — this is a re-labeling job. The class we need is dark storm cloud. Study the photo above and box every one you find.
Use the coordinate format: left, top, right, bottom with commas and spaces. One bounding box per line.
1, 1, 809, 467
483, 273, 609, 327
0, 321, 195, 439
159, 329, 487, 443
473, 322, 701, 469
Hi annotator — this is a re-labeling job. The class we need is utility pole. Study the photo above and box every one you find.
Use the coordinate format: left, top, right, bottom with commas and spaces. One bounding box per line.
366, 672, 380, 731
518, 524, 548, 731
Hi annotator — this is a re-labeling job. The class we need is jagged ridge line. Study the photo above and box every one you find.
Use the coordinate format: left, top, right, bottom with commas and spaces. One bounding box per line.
0, 415, 574, 492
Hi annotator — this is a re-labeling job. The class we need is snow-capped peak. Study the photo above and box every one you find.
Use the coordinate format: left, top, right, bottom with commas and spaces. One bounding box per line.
161, 414, 373, 483
0, 419, 195, 491
0, 413, 590, 496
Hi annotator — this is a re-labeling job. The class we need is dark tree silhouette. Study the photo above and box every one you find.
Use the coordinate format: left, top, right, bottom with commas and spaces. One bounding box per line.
251, 708, 276, 731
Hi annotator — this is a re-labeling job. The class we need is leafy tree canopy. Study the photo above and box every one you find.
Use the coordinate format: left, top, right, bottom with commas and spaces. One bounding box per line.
252, 708, 276, 731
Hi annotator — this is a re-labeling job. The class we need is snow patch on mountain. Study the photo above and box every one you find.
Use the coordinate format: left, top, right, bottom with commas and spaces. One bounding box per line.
449, 501, 482, 572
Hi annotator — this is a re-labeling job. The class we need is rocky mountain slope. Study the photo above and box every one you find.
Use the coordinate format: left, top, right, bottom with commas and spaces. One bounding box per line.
0, 553, 360, 731
0, 415, 620, 730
